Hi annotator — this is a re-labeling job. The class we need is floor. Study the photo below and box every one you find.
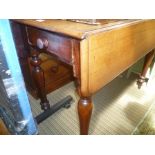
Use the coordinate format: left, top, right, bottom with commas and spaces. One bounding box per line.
133, 101, 155, 135
29, 73, 155, 135
1, 73, 155, 135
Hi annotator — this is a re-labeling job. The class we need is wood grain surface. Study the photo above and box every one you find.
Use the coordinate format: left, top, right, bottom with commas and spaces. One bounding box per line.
13, 19, 140, 39
86, 20, 155, 94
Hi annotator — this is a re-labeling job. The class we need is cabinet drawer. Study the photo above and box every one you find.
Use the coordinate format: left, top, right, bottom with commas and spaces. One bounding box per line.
26, 26, 72, 63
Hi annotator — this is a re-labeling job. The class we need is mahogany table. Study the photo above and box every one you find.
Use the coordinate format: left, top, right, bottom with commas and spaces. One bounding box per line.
13, 19, 155, 134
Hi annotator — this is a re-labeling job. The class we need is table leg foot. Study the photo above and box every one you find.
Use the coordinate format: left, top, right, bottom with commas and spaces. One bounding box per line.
137, 75, 148, 89
78, 97, 93, 135
137, 49, 155, 89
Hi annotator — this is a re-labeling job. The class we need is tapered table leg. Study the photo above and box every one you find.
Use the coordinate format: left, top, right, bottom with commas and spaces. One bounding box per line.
30, 50, 50, 110
78, 97, 93, 135
137, 49, 155, 89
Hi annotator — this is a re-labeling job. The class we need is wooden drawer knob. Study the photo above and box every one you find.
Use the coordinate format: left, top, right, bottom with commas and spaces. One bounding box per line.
36, 38, 48, 49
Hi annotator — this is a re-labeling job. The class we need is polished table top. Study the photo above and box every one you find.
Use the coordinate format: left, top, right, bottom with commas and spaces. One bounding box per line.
14, 19, 143, 39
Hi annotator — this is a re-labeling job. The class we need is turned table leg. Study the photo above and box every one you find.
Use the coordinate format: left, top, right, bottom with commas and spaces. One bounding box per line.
78, 96, 93, 135
137, 49, 155, 89
30, 50, 50, 110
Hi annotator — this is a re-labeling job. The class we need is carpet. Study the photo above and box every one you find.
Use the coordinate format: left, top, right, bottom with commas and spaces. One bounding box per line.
29, 73, 155, 135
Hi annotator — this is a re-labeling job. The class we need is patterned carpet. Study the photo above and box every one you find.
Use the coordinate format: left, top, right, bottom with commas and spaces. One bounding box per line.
29, 73, 155, 135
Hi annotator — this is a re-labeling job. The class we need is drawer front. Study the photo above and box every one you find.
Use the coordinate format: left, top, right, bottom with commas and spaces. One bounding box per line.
26, 26, 72, 63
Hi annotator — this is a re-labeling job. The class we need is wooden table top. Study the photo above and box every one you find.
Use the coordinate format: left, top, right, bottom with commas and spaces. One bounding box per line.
13, 19, 145, 39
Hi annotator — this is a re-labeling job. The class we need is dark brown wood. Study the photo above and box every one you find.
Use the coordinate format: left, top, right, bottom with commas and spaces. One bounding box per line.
0, 119, 10, 135
10, 21, 38, 96
78, 97, 93, 135
72, 40, 80, 78
72, 39, 93, 135
11, 21, 74, 100
72, 39, 92, 134
10, 21, 30, 58
72, 40, 81, 96
27, 54, 74, 99
26, 26, 72, 64
137, 49, 155, 88
30, 50, 50, 110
